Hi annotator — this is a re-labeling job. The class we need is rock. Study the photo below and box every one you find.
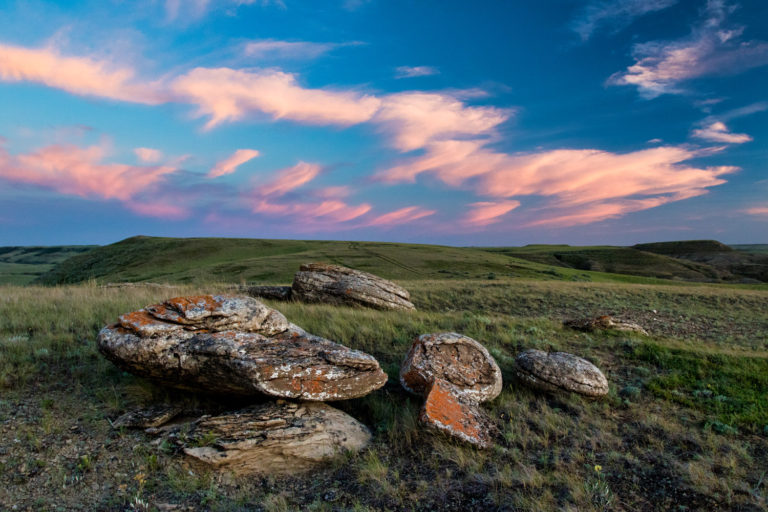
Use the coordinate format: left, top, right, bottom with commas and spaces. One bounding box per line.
233, 285, 293, 301
564, 315, 648, 335
111, 404, 182, 429
514, 349, 609, 397
400, 332, 502, 403
178, 401, 371, 475
98, 294, 387, 400
419, 379, 496, 449
291, 263, 415, 311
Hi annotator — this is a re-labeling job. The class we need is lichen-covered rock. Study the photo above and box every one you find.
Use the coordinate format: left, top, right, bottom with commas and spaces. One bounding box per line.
564, 315, 648, 335
291, 263, 415, 311
419, 379, 496, 449
515, 349, 609, 397
98, 295, 387, 400
400, 332, 502, 403
178, 401, 371, 475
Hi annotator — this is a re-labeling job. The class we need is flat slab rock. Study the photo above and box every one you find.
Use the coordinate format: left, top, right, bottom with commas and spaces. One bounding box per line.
291, 263, 416, 311
564, 315, 648, 335
233, 285, 293, 301
98, 294, 387, 400
515, 349, 609, 397
177, 401, 371, 475
400, 332, 502, 403
420, 379, 496, 449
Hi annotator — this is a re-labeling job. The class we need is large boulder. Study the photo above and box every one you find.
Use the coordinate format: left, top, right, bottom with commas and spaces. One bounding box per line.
233, 285, 293, 301
400, 332, 502, 403
291, 263, 415, 311
515, 349, 609, 397
98, 295, 388, 400
419, 379, 496, 449
178, 401, 372, 475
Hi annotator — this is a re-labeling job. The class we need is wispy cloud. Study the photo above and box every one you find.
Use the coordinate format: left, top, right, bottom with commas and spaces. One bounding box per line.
572, 0, 677, 41
0, 42, 167, 104
249, 162, 371, 225
244, 40, 360, 60
0, 140, 180, 217
378, 142, 736, 227
134, 147, 163, 164
744, 206, 768, 216
608, 0, 768, 98
367, 206, 435, 226
691, 121, 751, 143
395, 66, 439, 79
464, 201, 520, 226
172, 68, 381, 130
208, 148, 260, 178
165, 0, 284, 22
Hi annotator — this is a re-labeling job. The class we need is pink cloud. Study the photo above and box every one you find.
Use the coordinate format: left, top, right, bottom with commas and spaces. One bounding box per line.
691, 121, 752, 144
1, 142, 176, 201
247, 161, 371, 226
608, 1, 768, 98
256, 161, 321, 196
378, 142, 737, 227
745, 207, 768, 216
0, 43, 167, 104
367, 206, 436, 226
374, 92, 509, 151
125, 200, 189, 219
208, 148, 260, 178
464, 201, 520, 226
134, 147, 164, 164
172, 67, 381, 130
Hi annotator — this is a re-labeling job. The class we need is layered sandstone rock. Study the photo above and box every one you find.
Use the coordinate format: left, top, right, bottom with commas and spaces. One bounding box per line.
515, 349, 609, 397
564, 315, 648, 335
400, 332, 502, 403
111, 404, 183, 429
178, 401, 372, 475
291, 263, 415, 311
419, 379, 496, 449
233, 285, 293, 301
98, 294, 387, 400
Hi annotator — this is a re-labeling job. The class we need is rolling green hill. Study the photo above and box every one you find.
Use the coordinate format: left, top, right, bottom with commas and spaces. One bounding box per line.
34, 236, 768, 286
0, 245, 97, 285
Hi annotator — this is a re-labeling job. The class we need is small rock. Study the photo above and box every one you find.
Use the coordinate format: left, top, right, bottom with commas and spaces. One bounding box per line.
179, 401, 371, 475
291, 263, 415, 311
419, 379, 496, 449
98, 295, 388, 400
400, 332, 502, 402
515, 349, 609, 397
111, 405, 183, 429
564, 315, 648, 335
233, 285, 293, 301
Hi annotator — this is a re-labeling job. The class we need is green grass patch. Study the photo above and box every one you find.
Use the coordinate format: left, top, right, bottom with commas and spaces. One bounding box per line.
629, 342, 768, 432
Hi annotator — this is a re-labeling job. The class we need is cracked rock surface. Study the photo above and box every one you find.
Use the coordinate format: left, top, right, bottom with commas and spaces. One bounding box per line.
515, 349, 609, 397
400, 332, 502, 403
419, 379, 497, 449
98, 294, 387, 400
175, 401, 372, 475
291, 263, 416, 311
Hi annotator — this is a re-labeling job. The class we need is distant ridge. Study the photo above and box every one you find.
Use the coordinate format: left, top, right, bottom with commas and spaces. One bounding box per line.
633, 240, 733, 255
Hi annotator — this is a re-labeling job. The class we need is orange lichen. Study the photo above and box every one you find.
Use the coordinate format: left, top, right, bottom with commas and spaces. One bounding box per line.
421, 379, 481, 439
119, 310, 163, 331
165, 295, 223, 314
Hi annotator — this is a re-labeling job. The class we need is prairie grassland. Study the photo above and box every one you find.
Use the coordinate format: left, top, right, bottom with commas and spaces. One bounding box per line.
1, 279, 767, 511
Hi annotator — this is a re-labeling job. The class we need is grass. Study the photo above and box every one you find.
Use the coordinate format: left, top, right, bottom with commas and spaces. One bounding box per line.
1, 277, 767, 510
0, 245, 96, 285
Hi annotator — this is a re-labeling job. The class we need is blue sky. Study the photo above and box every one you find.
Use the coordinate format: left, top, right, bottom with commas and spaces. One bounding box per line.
0, 0, 766, 246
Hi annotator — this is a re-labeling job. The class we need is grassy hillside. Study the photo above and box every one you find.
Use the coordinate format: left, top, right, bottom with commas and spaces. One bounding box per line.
0, 245, 97, 285
37, 236, 768, 287
483, 244, 735, 282
34, 236, 628, 286
2, 278, 767, 510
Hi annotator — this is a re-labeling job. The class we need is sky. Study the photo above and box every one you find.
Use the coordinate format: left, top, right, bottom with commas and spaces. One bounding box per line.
0, 0, 766, 246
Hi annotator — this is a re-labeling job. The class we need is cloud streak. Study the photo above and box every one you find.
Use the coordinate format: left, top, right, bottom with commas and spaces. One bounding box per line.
208, 148, 260, 178
609, 0, 768, 98
691, 121, 751, 144
395, 66, 439, 79
244, 40, 360, 60
572, 0, 677, 41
